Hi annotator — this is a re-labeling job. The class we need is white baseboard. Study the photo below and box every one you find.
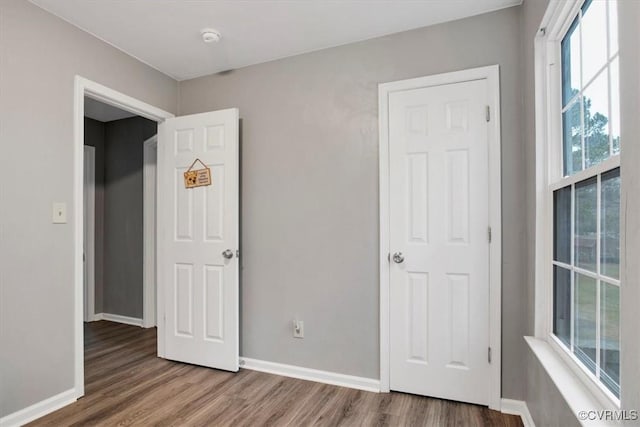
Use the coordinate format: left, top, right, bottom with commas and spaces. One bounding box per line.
0, 388, 76, 427
93, 312, 143, 327
240, 358, 380, 393
501, 399, 535, 427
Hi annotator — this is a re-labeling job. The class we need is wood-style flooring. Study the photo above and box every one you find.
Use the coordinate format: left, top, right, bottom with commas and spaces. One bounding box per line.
29, 321, 523, 427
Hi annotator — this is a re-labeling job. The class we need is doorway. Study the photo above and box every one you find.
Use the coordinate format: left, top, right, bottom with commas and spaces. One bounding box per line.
82, 97, 158, 327
74, 77, 240, 400
74, 77, 174, 398
378, 66, 503, 409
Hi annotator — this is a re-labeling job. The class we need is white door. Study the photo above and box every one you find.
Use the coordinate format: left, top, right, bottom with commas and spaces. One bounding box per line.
389, 79, 491, 405
157, 109, 239, 371
83, 145, 95, 322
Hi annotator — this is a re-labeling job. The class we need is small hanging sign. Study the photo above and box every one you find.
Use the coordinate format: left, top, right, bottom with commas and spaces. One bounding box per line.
183, 158, 212, 189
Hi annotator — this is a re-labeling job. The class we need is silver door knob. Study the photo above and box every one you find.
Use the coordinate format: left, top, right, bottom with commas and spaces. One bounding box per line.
222, 249, 234, 259
392, 252, 404, 263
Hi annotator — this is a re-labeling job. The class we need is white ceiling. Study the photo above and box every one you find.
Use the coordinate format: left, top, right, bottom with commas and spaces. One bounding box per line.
30, 0, 521, 81
84, 97, 136, 122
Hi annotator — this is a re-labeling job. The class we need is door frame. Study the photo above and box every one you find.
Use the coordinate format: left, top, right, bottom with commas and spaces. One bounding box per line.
83, 145, 96, 322
378, 65, 502, 410
73, 76, 174, 399
143, 135, 158, 328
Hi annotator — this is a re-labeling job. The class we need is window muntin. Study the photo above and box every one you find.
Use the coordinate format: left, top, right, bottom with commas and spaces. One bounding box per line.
552, 168, 621, 399
560, 0, 620, 176
552, 0, 621, 401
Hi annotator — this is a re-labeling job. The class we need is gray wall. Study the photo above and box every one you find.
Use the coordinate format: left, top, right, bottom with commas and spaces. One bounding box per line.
103, 117, 157, 318
525, 350, 580, 427
0, 0, 177, 417
178, 6, 526, 397
9, 0, 635, 420
84, 117, 106, 314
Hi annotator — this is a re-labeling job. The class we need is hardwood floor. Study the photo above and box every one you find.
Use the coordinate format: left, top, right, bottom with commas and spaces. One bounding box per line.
29, 321, 522, 427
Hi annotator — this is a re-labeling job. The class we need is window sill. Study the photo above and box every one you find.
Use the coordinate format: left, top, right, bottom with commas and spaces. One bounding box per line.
525, 336, 620, 426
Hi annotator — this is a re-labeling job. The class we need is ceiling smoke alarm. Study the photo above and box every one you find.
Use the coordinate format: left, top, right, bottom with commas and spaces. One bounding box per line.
201, 29, 221, 43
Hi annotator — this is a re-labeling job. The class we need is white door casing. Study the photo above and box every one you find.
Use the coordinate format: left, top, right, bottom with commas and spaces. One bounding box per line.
83, 145, 96, 323
143, 135, 158, 328
158, 109, 240, 371
379, 66, 502, 409
75, 76, 175, 398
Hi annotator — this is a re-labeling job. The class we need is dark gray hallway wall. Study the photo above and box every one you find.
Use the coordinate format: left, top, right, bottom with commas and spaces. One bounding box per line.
84, 117, 105, 313
103, 116, 157, 318
178, 6, 526, 398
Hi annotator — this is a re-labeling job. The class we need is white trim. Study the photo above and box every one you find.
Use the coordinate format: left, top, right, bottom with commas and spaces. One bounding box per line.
547, 335, 619, 410
74, 75, 174, 399
534, 31, 549, 338
526, 337, 619, 426
240, 358, 381, 393
548, 155, 620, 192
143, 135, 158, 328
94, 313, 144, 327
83, 145, 96, 323
501, 399, 535, 427
0, 389, 76, 427
533, 0, 623, 410
378, 65, 502, 410
378, 69, 391, 394
81, 79, 177, 122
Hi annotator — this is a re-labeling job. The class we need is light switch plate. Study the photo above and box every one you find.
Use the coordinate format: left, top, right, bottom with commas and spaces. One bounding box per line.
293, 320, 304, 338
52, 202, 67, 224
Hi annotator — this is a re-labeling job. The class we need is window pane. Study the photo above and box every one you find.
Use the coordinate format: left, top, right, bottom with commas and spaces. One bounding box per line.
563, 98, 583, 176
581, 0, 608, 84
561, 16, 581, 107
583, 70, 610, 168
601, 281, 620, 398
554, 186, 572, 264
553, 266, 571, 346
574, 273, 597, 374
601, 168, 620, 279
610, 58, 620, 154
575, 177, 597, 271
608, 0, 618, 57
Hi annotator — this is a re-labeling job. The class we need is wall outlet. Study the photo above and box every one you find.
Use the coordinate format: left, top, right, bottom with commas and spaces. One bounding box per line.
293, 320, 304, 338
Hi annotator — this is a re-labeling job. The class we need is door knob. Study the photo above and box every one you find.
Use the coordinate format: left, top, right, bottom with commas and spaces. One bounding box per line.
392, 252, 404, 263
222, 249, 234, 259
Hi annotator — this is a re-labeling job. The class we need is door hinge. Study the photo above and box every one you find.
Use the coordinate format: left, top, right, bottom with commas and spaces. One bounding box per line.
488, 347, 492, 363
485, 105, 491, 122
488, 226, 492, 243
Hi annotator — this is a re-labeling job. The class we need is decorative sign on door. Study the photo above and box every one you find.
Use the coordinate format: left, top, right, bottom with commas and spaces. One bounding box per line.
184, 158, 212, 189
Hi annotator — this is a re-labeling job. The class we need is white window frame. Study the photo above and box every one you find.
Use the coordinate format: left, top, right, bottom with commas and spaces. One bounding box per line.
534, 0, 621, 411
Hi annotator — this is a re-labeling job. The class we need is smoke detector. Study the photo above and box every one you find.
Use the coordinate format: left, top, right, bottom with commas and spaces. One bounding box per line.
201, 29, 221, 43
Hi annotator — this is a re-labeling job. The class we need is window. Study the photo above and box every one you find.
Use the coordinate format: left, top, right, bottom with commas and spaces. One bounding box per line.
551, 0, 621, 401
